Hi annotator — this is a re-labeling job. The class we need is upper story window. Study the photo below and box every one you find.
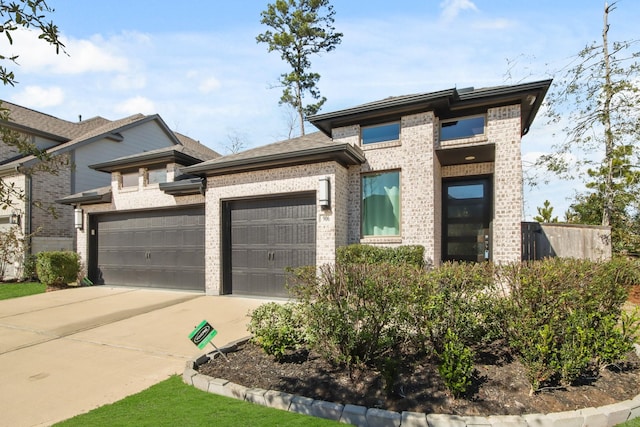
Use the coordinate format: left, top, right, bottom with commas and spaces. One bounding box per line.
121, 171, 139, 188
440, 116, 485, 141
361, 122, 400, 145
147, 167, 167, 185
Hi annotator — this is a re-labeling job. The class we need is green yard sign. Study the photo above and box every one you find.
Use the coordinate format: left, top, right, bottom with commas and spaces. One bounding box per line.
189, 320, 218, 349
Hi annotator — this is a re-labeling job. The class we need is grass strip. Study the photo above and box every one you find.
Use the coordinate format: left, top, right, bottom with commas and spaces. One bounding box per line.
55, 375, 340, 427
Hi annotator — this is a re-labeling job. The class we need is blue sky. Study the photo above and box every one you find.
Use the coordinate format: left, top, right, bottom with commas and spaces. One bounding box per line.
4, 0, 640, 219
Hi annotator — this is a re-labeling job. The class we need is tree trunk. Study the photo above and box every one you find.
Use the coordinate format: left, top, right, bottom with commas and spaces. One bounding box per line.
601, 2, 614, 227
296, 81, 305, 136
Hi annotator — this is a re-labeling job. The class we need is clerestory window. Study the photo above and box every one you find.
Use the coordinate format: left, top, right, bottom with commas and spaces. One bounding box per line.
440, 116, 485, 141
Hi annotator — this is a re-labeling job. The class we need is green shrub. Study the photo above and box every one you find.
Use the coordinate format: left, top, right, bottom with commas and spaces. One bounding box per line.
22, 254, 38, 281
336, 244, 425, 268
438, 328, 475, 397
499, 257, 636, 392
290, 262, 417, 368
35, 251, 80, 287
248, 302, 309, 359
410, 261, 500, 354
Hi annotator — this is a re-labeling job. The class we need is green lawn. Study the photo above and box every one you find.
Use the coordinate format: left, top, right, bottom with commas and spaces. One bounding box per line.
0, 282, 45, 300
55, 375, 340, 427
621, 418, 640, 427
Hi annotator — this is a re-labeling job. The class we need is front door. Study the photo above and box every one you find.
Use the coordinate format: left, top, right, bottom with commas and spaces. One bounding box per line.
442, 177, 492, 262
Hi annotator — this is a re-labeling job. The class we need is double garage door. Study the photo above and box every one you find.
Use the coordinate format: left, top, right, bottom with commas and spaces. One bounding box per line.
88, 196, 316, 297
223, 195, 317, 297
89, 206, 205, 291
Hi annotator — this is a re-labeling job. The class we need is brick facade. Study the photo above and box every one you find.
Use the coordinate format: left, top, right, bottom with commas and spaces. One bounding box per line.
205, 162, 348, 295
333, 105, 523, 266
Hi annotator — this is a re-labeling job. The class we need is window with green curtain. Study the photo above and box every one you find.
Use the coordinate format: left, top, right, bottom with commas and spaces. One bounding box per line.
361, 171, 400, 236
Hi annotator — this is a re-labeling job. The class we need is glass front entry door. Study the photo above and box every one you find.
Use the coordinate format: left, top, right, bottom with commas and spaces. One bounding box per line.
442, 178, 492, 262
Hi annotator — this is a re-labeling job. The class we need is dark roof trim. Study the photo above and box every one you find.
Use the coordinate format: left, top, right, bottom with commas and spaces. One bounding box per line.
56, 189, 112, 205
308, 79, 553, 137
183, 143, 365, 176
90, 149, 204, 172
0, 120, 70, 144
159, 178, 205, 196
309, 89, 456, 135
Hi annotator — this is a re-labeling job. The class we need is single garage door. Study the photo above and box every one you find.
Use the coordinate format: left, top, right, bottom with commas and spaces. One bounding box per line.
88, 206, 205, 291
223, 195, 316, 297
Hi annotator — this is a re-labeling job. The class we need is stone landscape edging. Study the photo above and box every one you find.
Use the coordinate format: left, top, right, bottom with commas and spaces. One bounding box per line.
182, 339, 640, 427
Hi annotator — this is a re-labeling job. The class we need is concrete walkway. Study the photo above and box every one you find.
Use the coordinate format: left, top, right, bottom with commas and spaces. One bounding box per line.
0, 286, 265, 427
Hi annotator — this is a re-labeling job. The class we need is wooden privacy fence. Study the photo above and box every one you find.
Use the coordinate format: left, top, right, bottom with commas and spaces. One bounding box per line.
521, 222, 611, 261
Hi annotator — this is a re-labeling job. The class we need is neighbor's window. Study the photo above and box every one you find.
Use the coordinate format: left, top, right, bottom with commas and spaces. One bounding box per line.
440, 116, 485, 141
147, 167, 167, 185
121, 171, 139, 188
361, 122, 400, 145
361, 171, 400, 236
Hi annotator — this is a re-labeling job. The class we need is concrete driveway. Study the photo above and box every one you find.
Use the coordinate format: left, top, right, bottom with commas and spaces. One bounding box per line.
0, 286, 266, 427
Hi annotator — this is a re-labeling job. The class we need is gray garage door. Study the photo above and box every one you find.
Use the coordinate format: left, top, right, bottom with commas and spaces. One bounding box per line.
223, 195, 316, 297
89, 206, 205, 291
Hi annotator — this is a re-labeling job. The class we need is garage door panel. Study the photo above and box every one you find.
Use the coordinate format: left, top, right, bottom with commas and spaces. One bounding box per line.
91, 206, 205, 291
226, 196, 316, 297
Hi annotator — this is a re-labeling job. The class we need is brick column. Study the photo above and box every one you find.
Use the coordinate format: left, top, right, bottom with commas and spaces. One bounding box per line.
490, 105, 522, 264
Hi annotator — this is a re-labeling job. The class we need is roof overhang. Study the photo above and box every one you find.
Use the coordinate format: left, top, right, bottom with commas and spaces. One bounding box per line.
90, 149, 204, 173
159, 177, 205, 196
183, 142, 365, 176
56, 188, 112, 205
308, 79, 552, 137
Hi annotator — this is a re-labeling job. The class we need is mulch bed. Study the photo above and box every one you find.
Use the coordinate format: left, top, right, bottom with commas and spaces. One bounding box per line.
198, 339, 640, 416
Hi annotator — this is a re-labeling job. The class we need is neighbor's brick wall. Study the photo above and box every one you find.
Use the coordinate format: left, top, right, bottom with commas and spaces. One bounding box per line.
205, 161, 347, 295
489, 105, 523, 264
30, 154, 74, 239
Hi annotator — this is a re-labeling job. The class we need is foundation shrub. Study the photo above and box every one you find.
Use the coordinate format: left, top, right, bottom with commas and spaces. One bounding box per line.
35, 251, 80, 287
336, 244, 425, 268
499, 257, 638, 392
248, 302, 309, 360
291, 262, 417, 368
410, 261, 500, 354
438, 328, 475, 397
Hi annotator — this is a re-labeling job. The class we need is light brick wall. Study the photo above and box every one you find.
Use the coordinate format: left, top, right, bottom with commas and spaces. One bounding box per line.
489, 105, 523, 264
0, 174, 27, 279
332, 105, 523, 265
334, 112, 441, 264
205, 162, 347, 295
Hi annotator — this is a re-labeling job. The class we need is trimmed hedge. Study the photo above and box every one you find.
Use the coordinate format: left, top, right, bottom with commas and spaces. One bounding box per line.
336, 244, 425, 267
36, 251, 80, 287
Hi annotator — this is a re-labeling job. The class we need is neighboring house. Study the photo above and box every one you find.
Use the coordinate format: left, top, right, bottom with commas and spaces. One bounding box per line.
0, 101, 219, 279
61, 79, 552, 297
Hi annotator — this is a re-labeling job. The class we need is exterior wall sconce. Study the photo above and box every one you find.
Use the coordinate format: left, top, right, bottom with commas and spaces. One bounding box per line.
318, 177, 330, 209
74, 208, 84, 230
9, 212, 20, 226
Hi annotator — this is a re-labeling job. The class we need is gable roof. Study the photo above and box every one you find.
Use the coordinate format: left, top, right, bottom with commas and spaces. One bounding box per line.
308, 79, 552, 137
1, 101, 109, 141
0, 101, 219, 174
183, 132, 365, 176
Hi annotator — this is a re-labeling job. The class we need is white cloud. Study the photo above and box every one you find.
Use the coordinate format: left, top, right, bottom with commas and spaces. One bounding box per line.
10, 86, 65, 108
114, 96, 156, 115
440, 0, 478, 22
8, 28, 129, 75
